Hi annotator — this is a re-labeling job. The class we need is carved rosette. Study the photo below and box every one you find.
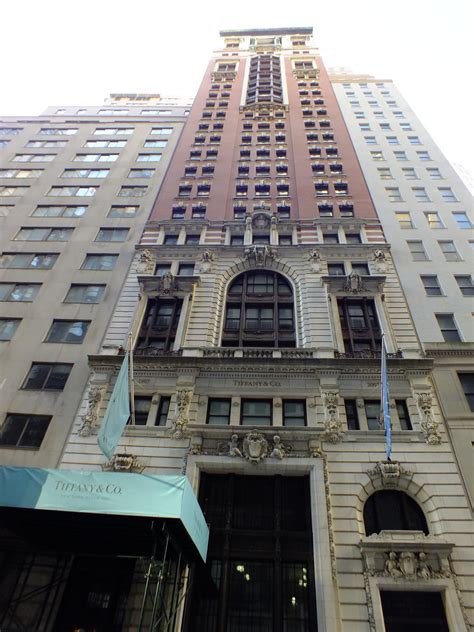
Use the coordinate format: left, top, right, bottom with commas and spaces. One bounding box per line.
136, 249, 155, 275
244, 245, 277, 267
322, 391, 345, 443
78, 386, 105, 437
102, 453, 145, 473
416, 392, 442, 445
308, 249, 322, 272
243, 431, 269, 464
171, 388, 194, 439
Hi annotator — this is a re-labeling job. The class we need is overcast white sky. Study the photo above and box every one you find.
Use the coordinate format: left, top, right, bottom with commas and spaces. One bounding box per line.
1, 0, 473, 177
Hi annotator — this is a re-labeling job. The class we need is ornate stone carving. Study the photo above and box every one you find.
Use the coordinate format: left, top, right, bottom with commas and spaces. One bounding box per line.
244, 244, 277, 267
416, 392, 442, 445
218, 433, 244, 458
308, 249, 322, 272
372, 249, 388, 272
102, 453, 145, 473
197, 249, 215, 273
136, 249, 155, 275
242, 430, 269, 464
189, 435, 203, 455
344, 270, 364, 293
252, 212, 271, 230
383, 550, 435, 580
171, 388, 194, 439
270, 435, 291, 459
322, 391, 345, 443
367, 460, 412, 487
157, 271, 176, 295
78, 386, 105, 436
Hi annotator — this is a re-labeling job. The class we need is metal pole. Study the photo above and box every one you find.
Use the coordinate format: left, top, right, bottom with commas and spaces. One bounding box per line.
150, 528, 170, 631
129, 331, 136, 425
138, 524, 158, 632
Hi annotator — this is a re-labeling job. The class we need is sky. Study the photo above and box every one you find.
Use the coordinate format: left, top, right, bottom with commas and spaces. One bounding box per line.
1, 0, 473, 178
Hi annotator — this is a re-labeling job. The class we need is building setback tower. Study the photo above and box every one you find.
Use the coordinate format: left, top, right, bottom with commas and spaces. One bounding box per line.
0, 28, 473, 632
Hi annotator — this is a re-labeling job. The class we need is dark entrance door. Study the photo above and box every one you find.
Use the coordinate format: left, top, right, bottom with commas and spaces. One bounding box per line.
54, 556, 135, 632
381, 591, 450, 632
185, 474, 317, 632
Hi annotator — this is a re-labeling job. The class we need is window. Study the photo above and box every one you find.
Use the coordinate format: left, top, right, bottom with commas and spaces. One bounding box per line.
130, 396, 152, 425
39, 128, 77, 135
150, 127, 173, 135
458, 374, 474, 411
45, 320, 90, 344
364, 136, 377, 145
338, 298, 381, 353
393, 151, 407, 161
408, 136, 421, 145
417, 151, 431, 161
328, 263, 345, 276
0, 253, 58, 269
144, 140, 167, 148
185, 234, 200, 245
0, 283, 40, 302
363, 399, 381, 430
452, 212, 471, 229
192, 205, 206, 219
0, 318, 21, 341
47, 186, 97, 197
438, 241, 461, 261
344, 400, 359, 430
425, 212, 443, 229
129, 169, 154, 178
412, 187, 430, 202
137, 298, 182, 352
15, 227, 73, 241
0, 186, 29, 196
407, 241, 428, 261
61, 169, 109, 178
0, 127, 22, 135
33, 205, 87, 218
396, 400, 412, 430
156, 396, 171, 426
402, 167, 418, 180
95, 228, 128, 242
222, 271, 295, 348
345, 233, 362, 244
207, 398, 231, 425
107, 205, 139, 218
0, 169, 43, 178
395, 212, 413, 229
455, 276, 474, 296
93, 127, 134, 136
386, 187, 403, 202
84, 140, 126, 148
426, 167, 443, 180
230, 235, 244, 245
118, 186, 147, 196
364, 491, 428, 535
386, 136, 399, 145
323, 232, 339, 244
283, 400, 306, 426
351, 262, 370, 275
377, 168, 392, 179
73, 154, 118, 162
0, 414, 51, 448
12, 154, 56, 162
399, 122, 412, 131
163, 234, 178, 245
435, 314, 461, 342
421, 275, 442, 296
379, 123, 391, 130
64, 284, 105, 303
178, 263, 194, 276
155, 263, 171, 277
81, 254, 118, 270
241, 400, 272, 426
22, 363, 72, 391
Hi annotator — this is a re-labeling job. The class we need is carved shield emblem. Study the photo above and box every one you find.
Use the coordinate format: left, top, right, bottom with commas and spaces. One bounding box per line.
243, 431, 268, 464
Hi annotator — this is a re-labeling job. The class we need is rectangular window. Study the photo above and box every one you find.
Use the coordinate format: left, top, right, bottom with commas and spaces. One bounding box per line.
128, 169, 154, 178
408, 136, 421, 145
0, 169, 43, 178
455, 276, 474, 296
396, 401, 412, 430
0, 318, 21, 341
95, 228, 129, 242
345, 233, 362, 244
364, 136, 377, 145
323, 232, 339, 244
150, 127, 173, 135
452, 212, 471, 229
12, 154, 56, 162
365, 400, 381, 430
155, 396, 171, 426
47, 186, 97, 197
61, 169, 109, 178
14, 227, 73, 241
282, 400, 306, 427
144, 140, 167, 148
207, 398, 232, 425
438, 241, 461, 261
118, 186, 147, 196
0, 414, 51, 448
22, 363, 72, 390
137, 153, 161, 162
407, 241, 428, 261
0, 253, 58, 269
178, 263, 194, 276
344, 400, 359, 430
0, 128, 23, 135
39, 128, 77, 135
378, 168, 392, 179
84, 140, 126, 148
241, 400, 272, 426
351, 262, 370, 275
32, 205, 87, 218
425, 212, 443, 229
130, 396, 152, 425
370, 151, 384, 161
81, 254, 118, 270
155, 263, 171, 276
73, 154, 118, 162
458, 374, 474, 411
399, 122, 412, 131
395, 213, 413, 229
386, 136, 399, 145
413, 187, 430, 202
0, 283, 40, 302
386, 187, 403, 202
417, 151, 431, 161
163, 234, 178, 245
0, 186, 29, 196
93, 128, 134, 135
327, 263, 345, 276
45, 320, 90, 344
402, 168, 418, 180
107, 205, 139, 218
435, 314, 461, 342
64, 284, 105, 303
420, 275, 443, 296
426, 168, 443, 180
393, 151, 407, 161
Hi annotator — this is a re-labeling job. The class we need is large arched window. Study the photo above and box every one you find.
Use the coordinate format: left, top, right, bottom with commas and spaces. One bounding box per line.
364, 490, 428, 536
222, 271, 295, 348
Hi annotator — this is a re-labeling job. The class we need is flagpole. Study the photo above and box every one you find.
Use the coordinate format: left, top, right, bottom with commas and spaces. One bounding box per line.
129, 331, 136, 426
380, 333, 392, 462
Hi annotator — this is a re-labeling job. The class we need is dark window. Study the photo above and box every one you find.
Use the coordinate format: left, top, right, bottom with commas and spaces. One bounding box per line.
45, 320, 90, 344
381, 591, 449, 632
283, 400, 306, 426
163, 234, 178, 245
222, 271, 295, 348
344, 400, 359, 430
156, 396, 171, 426
338, 298, 381, 353
230, 235, 244, 245
64, 284, 105, 303
0, 318, 21, 341
364, 490, 428, 535
155, 263, 171, 276
458, 373, 474, 411
328, 263, 345, 276
241, 399, 272, 426
351, 263, 370, 276
323, 232, 339, 244
207, 398, 231, 425
81, 254, 118, 270
345, 233, 361, 244
131, 396, 152, 425
435, 314, 461, 342
364, 400, 381, 430
137, 298, 182, 352
185, 235, 200, 245
0, 413, 51, 448
22, 363, 72, 391
178, 263, 195, 276
396, 400, 412, 430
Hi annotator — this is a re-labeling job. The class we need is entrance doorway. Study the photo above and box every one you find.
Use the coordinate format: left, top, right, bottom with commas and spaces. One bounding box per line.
381, 590, 449, 632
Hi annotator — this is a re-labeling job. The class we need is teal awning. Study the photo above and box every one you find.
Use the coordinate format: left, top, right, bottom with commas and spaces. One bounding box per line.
0, 466, 208, 562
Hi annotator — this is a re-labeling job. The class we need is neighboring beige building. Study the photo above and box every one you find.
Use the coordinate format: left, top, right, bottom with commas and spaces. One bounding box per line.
0, 97, 189, 467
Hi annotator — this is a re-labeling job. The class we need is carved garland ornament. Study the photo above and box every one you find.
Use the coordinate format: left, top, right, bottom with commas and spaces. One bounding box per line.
244, 244, 277, 267
102, 453, 145, 473
416, 392, 442, 445
78, 386, 105, 437
171, 388, 194, 439
322, 391, 345, 443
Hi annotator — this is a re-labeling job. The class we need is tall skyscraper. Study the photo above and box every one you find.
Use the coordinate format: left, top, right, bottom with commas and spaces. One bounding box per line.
0, 28, 472, 632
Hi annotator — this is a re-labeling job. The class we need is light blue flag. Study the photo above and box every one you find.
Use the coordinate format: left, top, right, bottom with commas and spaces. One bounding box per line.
97, 353, 130, 459
380, 336, 392, 460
